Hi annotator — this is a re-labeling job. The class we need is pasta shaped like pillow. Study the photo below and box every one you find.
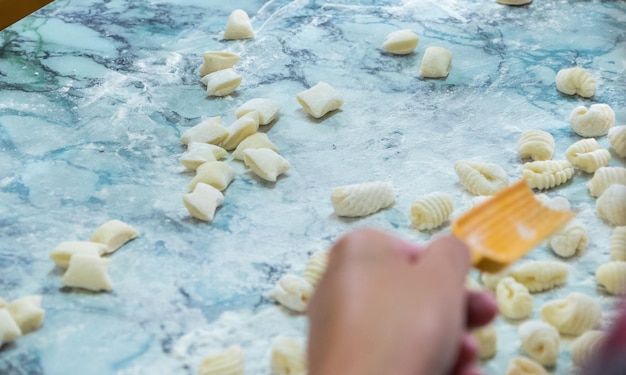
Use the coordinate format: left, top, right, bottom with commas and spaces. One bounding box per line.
331, 181, 395, 218
595, 261, 626, 295
50, 241, 107, 269
496, 277, 533, 320
201, 68, 242, 97
518, 320, 560, 366
382, 29, 419, 55
555, 67, 595, 98
221, 112, 260, 151
189, 161, 236, 191
223, 9, 254, 40
183, 183, 225, 222
180, 142, 228, 170
271, 337, 307, 375
409, 192, 454, 231
549, 219, 588, 258
511, 261, 568, 293
420, 46, 453, 78
199, 51, 240, 76
243, 148, 291, 182
235, 98, 281, 126
571, 330, 605, 368
610, 226, 626, 261
296, 82, 343, 119
565, 139, 611, 173
303, 251, 329, 287
471, 324, 497, 359
0, 308, 22, 346
198, 346, 244, 375
454, 161, 509, 195
61, 253, 113, 292
269, 274, 313, 313
505, 357, 548, 375
609, 125, 626, 158
522, 160, 574, 190
232, 133, 278, 161
540, 292, 602, 335
596, 184, 626, 226
569, 104, 615, 137
90, 219, 138, 254
518, 130, 555, 161
180, 117, 228, 146
6, 296, 44, 334
588, 167, 626, 198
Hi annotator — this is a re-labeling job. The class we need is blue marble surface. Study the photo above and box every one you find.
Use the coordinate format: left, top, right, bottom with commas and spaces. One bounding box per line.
1, 0, 625, 374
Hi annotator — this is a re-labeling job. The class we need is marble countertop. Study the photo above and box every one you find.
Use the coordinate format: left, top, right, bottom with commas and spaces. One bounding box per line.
1, 0, 625, 374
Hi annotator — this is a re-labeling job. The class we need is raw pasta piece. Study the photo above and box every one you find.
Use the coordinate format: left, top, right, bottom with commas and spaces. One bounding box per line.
188, 161, 236, 191
471, 324, 497, 359
235, 98, 281, 125
180, 117, 228, 146
232, 133, 278, 161
505, 357, 548, 375
534, 194, 570, 211
522, 160, 574, 190
454, 161, 509, 195
555, 67, 595, 98
303, 251, 329, 287
296, 82, 343, 119
419, 46, 452, 78
198, 346, 244, 375
518, 130, 555, 161
201, 68, 243, 97
548, 219, 588, 258
597, 184, 626, 226
496, 277, 533, 320
183, 183, 225, 222
596, 261, 626, 295
588, 167, 626, 198
0, 308, 21, 346
180, 142, 228, 170
518, 320, 560, 366
223, 9, 254, 40
243, 148, 291, 182
199, 51, 240, 76
570, 104, 615, 137
50, 241, 107, 269
409, 192, 454, 231
90, 219, 138, 254
382, 29, 419, 55
540, 292, 602, 335
271, 337, 307, 375
571, 330, 605, 368
61, 253, 113, 292
269, 274, 313, 313
610, 226, 626, 261
511, 261, 569, 292
565, 138, 611, 173
6, 296, 44, 334
609, 125, 626, 158
330, 181, 395, 218
480, 268, 512, 290
221, 112, 260, 151
498, 0, 532, 5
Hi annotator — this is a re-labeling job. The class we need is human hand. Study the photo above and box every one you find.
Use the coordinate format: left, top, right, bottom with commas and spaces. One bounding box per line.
307, 228, 497, 375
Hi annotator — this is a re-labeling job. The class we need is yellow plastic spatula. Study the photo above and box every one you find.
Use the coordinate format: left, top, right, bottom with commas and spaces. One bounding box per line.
0, 0, 54, 30
452, 179, 575, 273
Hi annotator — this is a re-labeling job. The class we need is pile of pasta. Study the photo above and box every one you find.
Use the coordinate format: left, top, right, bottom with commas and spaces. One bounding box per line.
0, 295, 44, 348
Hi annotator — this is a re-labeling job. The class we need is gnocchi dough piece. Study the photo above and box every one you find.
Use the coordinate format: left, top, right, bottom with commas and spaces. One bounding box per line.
296, 82, 343, 119
540, 292, 602, 335
199, 51, 240, 76
180, 142, 228, 170
6, 296, 44, 334
180, 117, 228, 146
454, 160, 509, 195
235, 98, 281, 125
50, 241, 107, 269
511, 261, 569, 292
518, 130, 555, 161
223, 9, 254, 40
243, 148, 291, 182
471, 324, 497, 359
588, 167, 626, 198
419, 46, 453, 78
609, 125, 626, 158
409, 192, 454, 231
221, 112, 260, 151
331, 181, 395, 218
548, 219, 588, 258
555, 67, 595, 98
565, 139, 611, 173
198, 345, 244, 375
271, 337, 307, 375
505, 357, 548, 375
303, 251, 329, 287
188, 161, 236, 191
571, 330, 605, 368
569, 104, 615, 137
480, 268, 512, 290
232, 133, 278, 161
0, 308, 21, 346
610, 226, 626, 261
183, 183, 225, 222
522, 160, 574, 190
382, 29, 419, 55
90, 219, 138, 254
497, 0, 532, 5
61, 253, 113, 292
534, 194, 570, 211
201, 68, 242, 97
496, 277, 533, 320
269, 274, 313, 313
595, 261, 626, 295
597, 184, 626, 226
518, 320, 560, 366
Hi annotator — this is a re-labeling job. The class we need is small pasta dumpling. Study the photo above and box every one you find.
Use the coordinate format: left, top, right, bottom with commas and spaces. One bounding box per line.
498, 0, 532, 5
522, 160, 574, 190
610, 226, 626, 261
588, 167, 626, 198
409, 192, 454, 231
471, 324, 497, 359
199, 51, 240, 76
540, 292, 602, 336
232, 133, 278, 161
330, 181, 395, 218
571, 330, 605, 368
188, 161, 236, 191
565, 138, 611, 173
198, 346, 244, 375
518, 130, 555, 161
597, 184, 626, 226
235, 98, 281, 125
201, 68, 243, 97
221, 112, 260, 151
303, 251, 329, 287
518, 320, 560, 366
269, 274, 313, 313
90, 219, 138, 254
183, 183, 225, 222
61, 253, 113, 292
50, 241, 107, 269
271, 337, 307, 375
481, 268, 512, 290
534, 194, 570, 211
496, 277, 533, 320
180, 117, 228, 146
511, 261, 569, 293
548, 219, 588, 258
595, 261, 626, 295
570, 104, 615, 137
382, 29, 419, 55
6, 296, 44, 334
505, 357, 547, 375
454, 160, 509, 196
419, 46, 453, 78
243, 148, 291, 182
223, 9, 254, 40
0, 308, 22, 346
608, 125, 626, 158
180, 142, 228, 170
555, 67, 595, 98
296, 82, 343, 119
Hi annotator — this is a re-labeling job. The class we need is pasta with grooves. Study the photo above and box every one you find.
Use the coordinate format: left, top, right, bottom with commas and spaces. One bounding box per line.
549, 219, 588, 258
555, 67, 595, 98
522, 160, 574, 190
518, 320, 560, 366
571, 330, 605, 368
518, 130, 555, 161
454, 160, 509, 195
596, 184, 626, 226
569, 103, 615, 137
610, 226, 626, 261
608, 125, 626, 157
540, 292, 602, 335
409, 192, 454, 231
511, 261, 569, 292
595, 261, 626, 295
496, 277, 533, 319
197, 346, 245, 375
505, 357, 548, 375
565, 138, 611, 173
303, 251, 329, 287
330, 181, 395, 217
588, 167, 626, 197
271, 337, 307, 375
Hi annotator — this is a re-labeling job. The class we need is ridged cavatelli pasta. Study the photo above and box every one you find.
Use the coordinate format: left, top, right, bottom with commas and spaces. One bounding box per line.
518, 320, 560, 366
454, 161, 509, 195
518, 130, 555, 161
269, 275, 314, 313
609, 125, 626, 158
610, 226, 626, 261
565, 139, 611, 173
511, 261, 569, 292
555, 67, 595, 98
571, 330, 605, 368
409, 192, 454, 231
303, 251, 329, 287
471, 324, 497, 359
506, 357, 548, 375
197, 346, 244, 375
271, 337, 307, 375
331, 182, 395, 217
569, 104, 615, 137
534, 194, 571, 211
522, 160, 574, 190
597, 184, 626, 226
588, 167, 626, 198
496, 277, 533, 320
596, 261, 626, 295
549, 219, 588, 258
540, 292, 602, 335
480, 268, 512, 290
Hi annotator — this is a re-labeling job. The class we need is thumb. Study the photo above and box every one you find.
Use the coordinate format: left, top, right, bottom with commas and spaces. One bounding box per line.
417, 235, 471, 284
